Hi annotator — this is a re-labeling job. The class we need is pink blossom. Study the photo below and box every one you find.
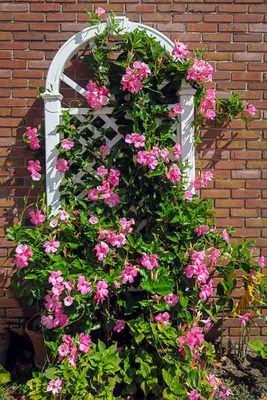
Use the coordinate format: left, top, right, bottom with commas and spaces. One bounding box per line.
28, 209, 45, 226
219, 387, 232, 398
68, 346, 78, 367
105, 192, 120, 207
119, 217, 135, 234
141, 253, 159, 270
208, 374, 221, 391
187, 59, 213, 83
166, 164, 181, 183
113, 319, 126, 333
172, 41, 189, 61
97, 165, 108, 178
48, 270, 63, 286
44, 238, 60, 254
107, 233, 126, 248
94, 280, 109, 303
95, 241, 109, 261
95, 6, 105, 17
200, 88, 216, 110
45, 294, 61, 312
133, 61, 151, 80
61, 138, 74, 151
159, 147, 170, 163
114, 280, 121, 289
63, 280, 73, 291
194, 225, 209, 236
184, 191, 193, 201
154, 312, 170, 326
240, 312, 251, 327
205, 108, 216, 120
78, 333, 92, 353
199, 280, 214, 300
56, 159, 69, 173
58, 342, 70, 357
258, 256, 265, 268
27, 160, 41, 181
25, 126, 40, 150
137, 150, 158, 170
188, 389, 200, 400
221, 229, 229, 242
64, 296, 73, 307
49, 219, 58, 228
53, 310, 68, 328
121, 265, 138, 284
246, 103, 256, 116
164, 293, 179, 307
77, 275, 92, 294
192, 250, 206, 265
108, 168, 120, 187
125, 133, 145, 148
46, 379, 62, 396
179, 326, 204, 353
59, 210, 70, 222
121, 62, 151, 94
85, 80, 110, 110
195, 262, 209, 284
88, 188, 99, 201
209, 248, 220, 266
169, 103, 183, 119
89, 216, 98, 224
173, 143, 182, 159
99, 145, 110, 158
41, 315, 54, 329
14, 244, 33, 269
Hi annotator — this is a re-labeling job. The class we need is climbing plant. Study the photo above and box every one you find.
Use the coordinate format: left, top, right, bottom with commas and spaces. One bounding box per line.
7, 9, 266, 400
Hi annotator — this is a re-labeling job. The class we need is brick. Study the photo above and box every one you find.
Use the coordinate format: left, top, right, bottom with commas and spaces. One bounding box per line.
188, 23, 217, 32
219, 23, 247, 32
247, 218, 267, 227
0, 3, 28, 11
231, 208, 259, 217
234, 52, 262, 61
31, 3, 61, 11
215, 199, 244, 208
234, 33, 262, 42
250, 24, 267, 32
232, 189, 261, 198
203, 33, 231, 41
234, 14, 263, 23
218, 4, 248, 12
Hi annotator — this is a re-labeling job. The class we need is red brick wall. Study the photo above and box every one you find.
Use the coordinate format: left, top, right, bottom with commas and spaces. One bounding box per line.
0, 0, 266, 340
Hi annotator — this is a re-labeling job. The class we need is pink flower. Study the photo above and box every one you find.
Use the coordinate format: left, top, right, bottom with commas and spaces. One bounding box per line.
95, 6, 105, 17
121, 265, 138, 284
108, 168, 120, 187
44, 238, 60, 254
64, 296, 73, 307
258, 256, 265, 268
199, 280, 214, 300
46, 379, 62, 396
105, 192, 120, 207
187, 59, 213, 83
133, 61, 151, 80
28, 209, 45, 226
48, 270, 63, 286
219, 387, 232, 398
172, 41, 189, 61
141, 253, 159, 270
179, 326, 204, 353
173, 143, 182, 159
61, 138, 74, 151
166, 164, 181, 183
208, 248, 220, 266
97, 165, 108, 178
14, 244, 33, 269
41, 315, 54, 329
240, 312, 251, 327
119, 217, 135, 234
164, 293, 179, 307
205, 108, 216, 120
188, 389, 200, 400
121, 62, 151, 94
77, 275, 92, 294
246, 103, 256, 116
25, 126, 40, 150
56, 159, 69, 173
99, 145, 110, 158
49, 219, 58, 228
184, 191, 193, 201
68, 346, 78, 366
194, 225, 209, 236
27, 160, 41, 181
94, 280, 109, 303
78, 333, 92, 353
88, 188, 99, 201
125, 133, 145, 148
107, 233, 126, 248
154, 312, 169, 326
58, 343, 70, 357
85, 80, 110, 110
137, 150, 158, 170
89, 216, 98, 224
59, 210, 70, 222
221, 229, 229, 242
113, 319, 126, 333
169, 104, 183, 119
95, 241, 109, 261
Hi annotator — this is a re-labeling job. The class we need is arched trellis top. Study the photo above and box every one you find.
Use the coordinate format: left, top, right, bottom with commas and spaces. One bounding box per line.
42, 16, 195, 211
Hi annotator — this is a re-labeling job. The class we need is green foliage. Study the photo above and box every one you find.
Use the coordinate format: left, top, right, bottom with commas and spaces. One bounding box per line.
249, 339, 267, 359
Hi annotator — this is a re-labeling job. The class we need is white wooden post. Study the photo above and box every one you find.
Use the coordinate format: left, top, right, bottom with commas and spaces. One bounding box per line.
42, 92, 63, 212
178, 81, 196, 188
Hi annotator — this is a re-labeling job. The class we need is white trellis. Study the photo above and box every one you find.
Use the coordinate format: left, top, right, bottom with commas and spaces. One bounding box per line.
42, 16, 195, 211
